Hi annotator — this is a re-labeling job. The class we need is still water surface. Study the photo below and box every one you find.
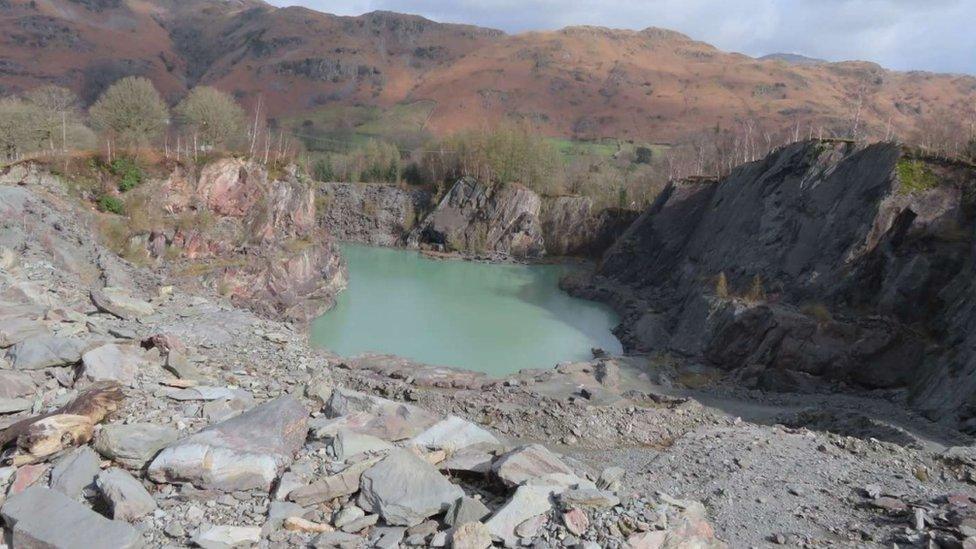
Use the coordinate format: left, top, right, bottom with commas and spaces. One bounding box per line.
309, 245, 622, 376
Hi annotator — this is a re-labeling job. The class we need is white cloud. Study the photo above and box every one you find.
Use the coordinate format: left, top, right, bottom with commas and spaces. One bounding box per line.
265, 0, 976, 74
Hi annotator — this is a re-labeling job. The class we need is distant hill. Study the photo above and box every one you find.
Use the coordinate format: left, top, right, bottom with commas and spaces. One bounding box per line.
1, 0, 974, 144
759, 53, 828, 66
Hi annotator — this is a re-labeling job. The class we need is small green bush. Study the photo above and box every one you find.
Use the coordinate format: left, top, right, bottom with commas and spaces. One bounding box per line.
97, 195, 125, 215
312, 158, 334, 182
110, 157, 144, 192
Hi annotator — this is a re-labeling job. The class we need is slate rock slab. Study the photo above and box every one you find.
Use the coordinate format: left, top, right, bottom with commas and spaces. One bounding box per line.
80, 343, 148, 386
94, 422, 179, 469
492, 443, 578, 487
96, 468, 157, 521
7, 334, 86, 370
90, 287, 154, 320
1, 485, 141, 548
50, 446, 101, 498
0, 370, 35, 399
194, 524, 262, 549
484, 485, 556, 547
409, 415, 500, 451
323, 388, 439, 440
358, 448, 464, 526
148, 395, 309, 491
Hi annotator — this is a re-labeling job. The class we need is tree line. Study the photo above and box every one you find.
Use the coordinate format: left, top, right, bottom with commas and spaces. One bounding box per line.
0, 77, 252, 163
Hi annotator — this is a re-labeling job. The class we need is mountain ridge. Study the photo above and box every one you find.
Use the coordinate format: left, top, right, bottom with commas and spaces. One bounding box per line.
1, 0, 974, 144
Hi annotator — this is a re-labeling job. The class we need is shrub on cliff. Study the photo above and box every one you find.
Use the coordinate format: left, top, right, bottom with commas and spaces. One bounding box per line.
89, 77, 169, 146
97, 194, 124, 215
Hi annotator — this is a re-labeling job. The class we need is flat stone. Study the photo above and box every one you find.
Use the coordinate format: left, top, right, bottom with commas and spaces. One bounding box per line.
340, 513, 378, 533
0, 397, 32, 414
560, 488, 621, 509
439, 449, 494, 474
50, 446, 101, 498
563, 507, 589, 535
96, 468, 157, 521
331, 429, 393, 460
148, 395, 309, 492
484, 485, 555, 547
1, 485, 140, 548
445, 496, 491, 527
9, 463, 48, 495
0, 370, 35, 399
90, 287, 154, 320
333, 505, 365, 529
289, 457, 379, 506
452, 521, 493, 549
6, 334, 86, 370
358, 448, 464, 526
193, 524, 262, 549
492, 444, 578, 488
311, 531, 365, 549
409, 415, 500, 451
0, 317, 49, 347
164, 349, 205, 381
322, 388, 439, 440
94, 422, 180, 469
514, 513, 547, 538
79, 343, 147, 386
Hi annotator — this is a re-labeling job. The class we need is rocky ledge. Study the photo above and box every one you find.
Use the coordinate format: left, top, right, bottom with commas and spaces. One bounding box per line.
566, 140, 976, 431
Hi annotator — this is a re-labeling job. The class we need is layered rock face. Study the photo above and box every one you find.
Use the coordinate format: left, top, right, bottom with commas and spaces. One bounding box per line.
570, 140, 976, 427
142, 159, 346, 321
317, 182, 432, 247
408, 177, 546, 259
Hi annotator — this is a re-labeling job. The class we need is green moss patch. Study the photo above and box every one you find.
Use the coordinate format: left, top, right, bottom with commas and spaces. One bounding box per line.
897, 159, 938, 195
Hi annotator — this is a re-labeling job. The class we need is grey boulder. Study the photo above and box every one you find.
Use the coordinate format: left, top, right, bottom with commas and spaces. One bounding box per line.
96, 468, 157, 521
492, 443, 578, 488
90, 287, 154, 320
94, 422, 180, 469
358, 448, 464, 526
148, 395, 309, 491
0, 370, 35, 399
6, 334, 86, 370
50, 446, 101, 498
0, 485, 140, 548
409, 415, 500, 451
79, 343, 148, 386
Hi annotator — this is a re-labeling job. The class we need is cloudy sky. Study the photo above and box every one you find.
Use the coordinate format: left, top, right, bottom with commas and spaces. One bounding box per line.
266, 0, 976, 75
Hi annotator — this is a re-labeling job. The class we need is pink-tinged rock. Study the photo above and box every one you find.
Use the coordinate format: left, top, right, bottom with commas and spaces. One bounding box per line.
196, 158, 267, 217
148, 396, 308, 492
491, 444, 578, 488
563, 507, 589, 536
9, 464, 48, 496
628, 531, 667, 549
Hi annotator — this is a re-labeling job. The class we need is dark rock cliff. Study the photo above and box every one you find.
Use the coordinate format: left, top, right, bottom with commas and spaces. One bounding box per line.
567, 140, 976, 428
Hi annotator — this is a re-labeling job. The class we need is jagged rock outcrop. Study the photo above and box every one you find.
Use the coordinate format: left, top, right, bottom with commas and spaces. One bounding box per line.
408, 177, 546, 259
137, 158, 346, 321
317, 182, 431, 247
569, 140, 976, 427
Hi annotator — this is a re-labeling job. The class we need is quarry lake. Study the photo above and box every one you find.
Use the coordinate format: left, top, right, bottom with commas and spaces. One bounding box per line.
309, 244, 623, 376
